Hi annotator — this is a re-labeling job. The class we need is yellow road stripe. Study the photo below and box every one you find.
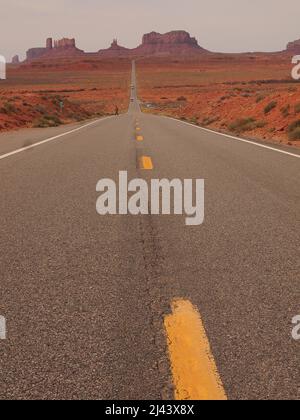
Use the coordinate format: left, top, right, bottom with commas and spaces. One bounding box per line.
136, 135, 144, 142
140, 156, 153, 170
164, 299, 227, 401
136, 127, 141, 131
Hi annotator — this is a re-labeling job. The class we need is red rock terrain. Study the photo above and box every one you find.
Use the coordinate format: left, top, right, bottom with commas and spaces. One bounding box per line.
24, 31, 207, 62
133, 31, 207, 56
137, 55, 300, 147
2, 31, 300, 146
0, 59, 131, 131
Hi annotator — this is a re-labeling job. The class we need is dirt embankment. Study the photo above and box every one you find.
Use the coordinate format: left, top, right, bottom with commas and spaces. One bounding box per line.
137, 56, 300, 147
0, 59, 131, 132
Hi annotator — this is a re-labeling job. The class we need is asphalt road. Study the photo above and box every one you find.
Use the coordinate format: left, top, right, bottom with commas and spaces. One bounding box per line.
0, 62, 299, 400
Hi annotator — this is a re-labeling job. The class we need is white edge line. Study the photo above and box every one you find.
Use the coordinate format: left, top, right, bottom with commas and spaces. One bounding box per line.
163, 116, 300, 159
0, 116, 113, 161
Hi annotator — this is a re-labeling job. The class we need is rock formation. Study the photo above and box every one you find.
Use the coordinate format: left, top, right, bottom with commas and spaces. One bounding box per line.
98, 39, 130, 57
286, 39, 300, 54
23, 32, 300, 62
133, 30, 207, 56
46, 38, 53, 50
26, 37, 83, 61
54, 38, 76, 49
12, 55, 20, 64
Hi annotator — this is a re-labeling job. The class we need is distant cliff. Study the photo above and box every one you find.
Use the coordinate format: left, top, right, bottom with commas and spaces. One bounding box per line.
22, 32, 300, 62
286, 39, 300, 54
134, 31, 207, 55
98, 39, 130, 57
26, 38, 84, 61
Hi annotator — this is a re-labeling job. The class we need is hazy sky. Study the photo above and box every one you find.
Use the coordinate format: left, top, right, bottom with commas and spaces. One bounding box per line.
1, 0, 300, 59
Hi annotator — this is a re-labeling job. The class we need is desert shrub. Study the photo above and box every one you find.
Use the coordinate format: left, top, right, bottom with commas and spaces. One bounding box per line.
202, 116, 219, 126
294, 103, 300, 114
289, 127, 300, 140
177, 96, 187, 102
229, 118, 266, 133
288, 120, 300, 140
256, 95, 265, 103
190, 116, 199, 125
1, 102, 17, 114
34, 114, 62, 128
281, 105, 290, 118
35, 105, 46, 114
264, 101, 277, 114
255, 121, 267, 128
288, 120, 300, 132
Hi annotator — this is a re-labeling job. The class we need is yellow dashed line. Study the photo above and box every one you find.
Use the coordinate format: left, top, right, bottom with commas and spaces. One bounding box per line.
164, 299, 227, 401
140, 156, 153, 170
136, 135, 144, 142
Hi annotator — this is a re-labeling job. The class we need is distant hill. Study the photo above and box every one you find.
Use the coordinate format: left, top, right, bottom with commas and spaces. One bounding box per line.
20, 32, 300, 63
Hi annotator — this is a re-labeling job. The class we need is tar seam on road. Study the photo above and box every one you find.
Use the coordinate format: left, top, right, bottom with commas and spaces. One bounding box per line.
0, 116, 113, 162
164, 299, 227, 401
164, 116, 300, 159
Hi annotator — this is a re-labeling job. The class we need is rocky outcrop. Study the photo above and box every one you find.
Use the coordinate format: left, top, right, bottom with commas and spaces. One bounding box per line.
142, 31, 199, 47
133, 31, 207, 56
26, 47, 48, 61
26, 38, 83, 61
46, 38, 53, 50
12, 55, 20, 64
54, 38, 76, 49
286, 39, 300, 53
98, 39, 130, 57
25, 31, 208, 61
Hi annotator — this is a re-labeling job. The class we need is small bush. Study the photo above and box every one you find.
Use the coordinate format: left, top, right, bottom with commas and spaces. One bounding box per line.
35, 105, 46, 114
229, 118, 266, 133
256, 95, 265, 103
294, 103, 300, 114
202, 116, 219, 126
264, 101, 277, 114
1, 102, 17, 114
289, 127, 300, 140
281, 105, 290, 118
34, 114, 62, 128
288, 120, 300, 140
190, 116, 199, 125
288, 120, 300, 132
177, 96, 187, 102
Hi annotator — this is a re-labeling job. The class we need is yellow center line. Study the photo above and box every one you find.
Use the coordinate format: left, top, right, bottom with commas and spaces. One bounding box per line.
164, 299, 227, 401
136, 127, 141, 131
136, 135, 144, 142
140, 156, 153, 170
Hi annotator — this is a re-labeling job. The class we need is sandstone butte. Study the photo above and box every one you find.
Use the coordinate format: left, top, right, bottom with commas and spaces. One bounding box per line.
10, 30, 300, 63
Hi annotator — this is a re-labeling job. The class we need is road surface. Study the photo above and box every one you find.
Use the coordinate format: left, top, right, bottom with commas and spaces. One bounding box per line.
0, 62, 299, 400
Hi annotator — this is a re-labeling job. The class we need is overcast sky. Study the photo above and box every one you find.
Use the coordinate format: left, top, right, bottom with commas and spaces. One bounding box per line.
1, 0, 300, 60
